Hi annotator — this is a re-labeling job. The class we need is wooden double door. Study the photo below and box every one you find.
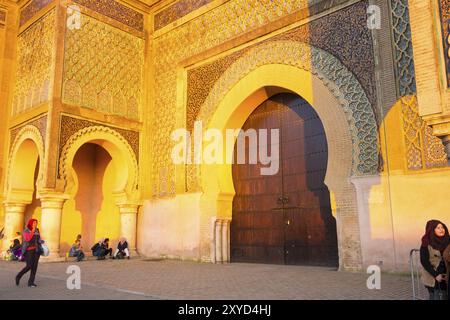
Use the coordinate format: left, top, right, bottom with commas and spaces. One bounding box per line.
231, 93, 338, 267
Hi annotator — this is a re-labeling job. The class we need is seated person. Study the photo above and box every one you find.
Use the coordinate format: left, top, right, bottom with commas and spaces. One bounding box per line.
69, 239, 85, 262
113, 237, 130, 259
103, 238, 113, 258
8, 239, 22, 261
91, 238, 112, 260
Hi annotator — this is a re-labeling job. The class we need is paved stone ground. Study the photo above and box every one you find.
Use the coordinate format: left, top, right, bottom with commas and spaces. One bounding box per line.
0, 258, 416, 300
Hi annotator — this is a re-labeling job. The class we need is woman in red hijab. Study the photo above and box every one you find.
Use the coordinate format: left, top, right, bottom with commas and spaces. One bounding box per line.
15, 219, 42, 287
420, 220, 450, 300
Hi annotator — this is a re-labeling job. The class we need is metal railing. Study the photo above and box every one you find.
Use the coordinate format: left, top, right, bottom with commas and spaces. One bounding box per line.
409, 248, 426, 300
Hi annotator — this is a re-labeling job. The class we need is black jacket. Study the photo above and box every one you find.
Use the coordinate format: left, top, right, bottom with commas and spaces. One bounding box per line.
117, 241, 128, 251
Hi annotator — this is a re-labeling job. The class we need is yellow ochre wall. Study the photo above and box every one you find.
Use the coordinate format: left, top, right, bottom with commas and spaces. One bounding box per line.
353, 97, 450, 270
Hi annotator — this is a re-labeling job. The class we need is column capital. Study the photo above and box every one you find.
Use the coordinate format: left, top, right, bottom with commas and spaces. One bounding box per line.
38, 191, 70, 209
117, 202, 141, 214
3, 200, 29, 209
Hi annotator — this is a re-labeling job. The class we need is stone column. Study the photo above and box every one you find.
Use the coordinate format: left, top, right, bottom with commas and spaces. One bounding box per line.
2, 202, 27, 252
117, 203, 139, 256
39, 192, 68, 259
221, 219, 231, 263
215, 219, 223, 263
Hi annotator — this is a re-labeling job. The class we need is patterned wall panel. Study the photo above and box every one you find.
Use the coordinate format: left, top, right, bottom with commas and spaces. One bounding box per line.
20, 0, 52, 27
154, 0, 213, 31
62, 13, 144, 121
12, 10, 56, 117
439, 0, 450, 87
71, 0, 144, 32
390, 0, 447, 170
58, 115, 140, 173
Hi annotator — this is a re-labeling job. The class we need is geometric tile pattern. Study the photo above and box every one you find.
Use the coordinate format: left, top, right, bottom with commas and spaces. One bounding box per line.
62, 14, 144, 121
12, 10, 56, 116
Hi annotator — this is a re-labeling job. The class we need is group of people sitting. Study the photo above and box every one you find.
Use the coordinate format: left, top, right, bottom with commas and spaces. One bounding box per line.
69, 235, 130, 261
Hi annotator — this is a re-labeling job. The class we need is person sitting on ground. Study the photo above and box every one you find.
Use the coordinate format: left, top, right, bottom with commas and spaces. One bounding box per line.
69, 239, 85, 262
91, 239, 105, 260
103, 238, 113, 258
113, 237, 130, 260
420, 219, 450, 300
8, 239, 22, 261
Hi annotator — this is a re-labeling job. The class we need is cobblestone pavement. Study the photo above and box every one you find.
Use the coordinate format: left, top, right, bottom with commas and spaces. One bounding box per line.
0, 258, 414, 300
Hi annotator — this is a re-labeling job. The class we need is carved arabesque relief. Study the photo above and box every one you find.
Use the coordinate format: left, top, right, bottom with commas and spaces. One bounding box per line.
19, 0, 52, 27
154, 0, 213, 31
71, 0, 144, 32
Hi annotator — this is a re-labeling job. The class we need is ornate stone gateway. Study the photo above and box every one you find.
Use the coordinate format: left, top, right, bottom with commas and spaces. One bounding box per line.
231, 93, 338, 266
1, 0, 449, 273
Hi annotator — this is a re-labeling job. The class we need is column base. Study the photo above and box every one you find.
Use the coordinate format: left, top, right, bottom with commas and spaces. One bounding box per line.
129, 249, 140, 258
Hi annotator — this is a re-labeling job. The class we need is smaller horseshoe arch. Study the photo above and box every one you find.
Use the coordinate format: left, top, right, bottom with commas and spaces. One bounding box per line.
5, 125, 45, 201
58, 126, 139, 200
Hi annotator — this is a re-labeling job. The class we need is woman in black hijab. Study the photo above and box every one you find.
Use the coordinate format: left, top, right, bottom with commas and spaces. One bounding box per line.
420, 220, 450, 300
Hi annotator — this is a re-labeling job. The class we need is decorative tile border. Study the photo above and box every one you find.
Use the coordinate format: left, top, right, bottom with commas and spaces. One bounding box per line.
20, 0, 52, 27
390, 0, 416, 96
72, 0, 144, 32
439, 0, 450, 87
154, 0, 213, 31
